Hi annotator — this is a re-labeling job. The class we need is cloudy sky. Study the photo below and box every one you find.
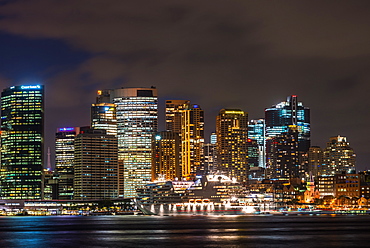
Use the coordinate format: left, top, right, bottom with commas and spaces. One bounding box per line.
0, 0, 369, 170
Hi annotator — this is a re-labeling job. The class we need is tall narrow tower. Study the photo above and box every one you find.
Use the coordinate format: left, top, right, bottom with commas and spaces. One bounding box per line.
216, 109, 249, 183
55, 126, 89, 200
1, 85, 44, 199
112, 87, 158, 198
248, 119, 266, 168
181, 104, 204, 177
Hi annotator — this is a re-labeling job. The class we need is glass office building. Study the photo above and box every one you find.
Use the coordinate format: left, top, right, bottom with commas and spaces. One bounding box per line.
112, 87, 158, 198
248, 119, 266, 168
265, 95, 310, 152
55, 126, 89, 200
91, 103, 117, 136
0, 85, 44, 199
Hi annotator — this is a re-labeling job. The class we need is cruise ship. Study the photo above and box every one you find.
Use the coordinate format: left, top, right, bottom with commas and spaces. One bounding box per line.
136, 175, 259, 215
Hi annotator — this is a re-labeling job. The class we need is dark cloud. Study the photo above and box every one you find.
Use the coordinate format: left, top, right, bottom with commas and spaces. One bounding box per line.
0, 0, 370, 169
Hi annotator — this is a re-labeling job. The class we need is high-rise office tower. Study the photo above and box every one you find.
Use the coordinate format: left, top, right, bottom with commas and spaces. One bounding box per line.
265, 95, 310, 151
322, 136, 356, 175
247, 139, 259, 169
181, 104, 204, 177
248, 119, 266, 168
308, 146, 323, 179
216, 109, 249, 183
165, 100, 190, 133
266, 126, 300, 179
152, 131, 180, 181
91, 103, 117, 136
55, 126, 89, 200
0, 85, 44, 199
74, 129, 118, 200
112, 87, 158, 198
165, 100, 204, 178
265, 95, 310, 180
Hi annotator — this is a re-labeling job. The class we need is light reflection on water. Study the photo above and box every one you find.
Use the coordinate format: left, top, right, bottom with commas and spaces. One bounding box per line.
0, 215, 370, 247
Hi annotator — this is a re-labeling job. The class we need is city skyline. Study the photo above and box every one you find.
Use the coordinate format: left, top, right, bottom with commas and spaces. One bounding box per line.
0, 1, 369, 170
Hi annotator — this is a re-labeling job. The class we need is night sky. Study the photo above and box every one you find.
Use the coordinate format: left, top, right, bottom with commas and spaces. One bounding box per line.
0, 1, 369, 170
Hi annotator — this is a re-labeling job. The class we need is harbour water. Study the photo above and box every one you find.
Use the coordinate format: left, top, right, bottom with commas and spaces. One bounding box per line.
0, 215, 369, 247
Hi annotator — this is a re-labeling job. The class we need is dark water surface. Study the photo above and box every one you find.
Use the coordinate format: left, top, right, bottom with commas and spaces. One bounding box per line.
0, 215, 369, 247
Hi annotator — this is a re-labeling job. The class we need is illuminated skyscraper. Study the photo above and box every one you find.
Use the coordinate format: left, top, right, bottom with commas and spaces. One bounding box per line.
247, 139, 259, 169
0, 85, 44, 199
265, 95, 310, 151
266, 126, 300, 179
181, 104, 204, 177
55, 126, 89, 200
91, 103, 117, 136
95, 87, 157, 197
74, 129, 118, 200
322, 136, 356, 175
165, 100, 190, 133
308, 146, 323, 179
152, 131, 180, 181
216, 109, 248, 183
112, 87, 158, 198
248, 119, 266, 168
265, 96, 310, 180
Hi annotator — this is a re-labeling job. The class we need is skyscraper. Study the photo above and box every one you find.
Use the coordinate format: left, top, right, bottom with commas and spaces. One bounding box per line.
152, 131, 180, 181
248, 119, 266, 168
266, 126, 300, 179
181, 104, 204, 177
91, 103, 117, 136
322, 136, 356, 175
112, 87, 158, 198
247, 139, 259, 169
265, 95, 310, 151
308, 146, 323, 179
165, 100, 190, 133
265, 96, 310, 180
0, 85, 44, 199
216, 109, 249, 183
74, 129, 119, 200
165, 100, 205, 178
55, 126, 89, 200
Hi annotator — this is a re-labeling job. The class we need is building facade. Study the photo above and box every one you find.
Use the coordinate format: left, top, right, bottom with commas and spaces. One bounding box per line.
308, 146, 323, 179
265, 95, 310, 152
248, 119, 266, 168
165, 100, 190, 133
91, 103, 117, 136
266, 126, 300, 180
152, 131, 180, 181
180, 104, 204, 177
322, 136, 356, 176
0, 85, 44, 199
55, 126, 89, 200
74, 129, 119, 200
216, 109, 249, 183
112, 87, 158, 198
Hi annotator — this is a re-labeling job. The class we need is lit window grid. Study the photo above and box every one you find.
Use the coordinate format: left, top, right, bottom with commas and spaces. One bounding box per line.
114, 96, 158, 198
